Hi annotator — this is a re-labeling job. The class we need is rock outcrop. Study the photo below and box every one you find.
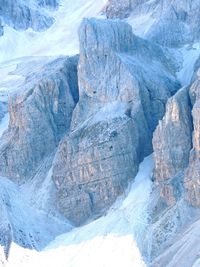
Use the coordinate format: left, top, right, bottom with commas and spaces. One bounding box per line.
52, 18, 180, 225
147, 66, 200, 262
104, 0, 148, 19
0, 0, 56, 34
153, 68, 200, 209
105, 0, 200, 47
184, 75, 200, 207
37, 0, 58, 8
153, 87, 192, 181
0, 56, 78, 182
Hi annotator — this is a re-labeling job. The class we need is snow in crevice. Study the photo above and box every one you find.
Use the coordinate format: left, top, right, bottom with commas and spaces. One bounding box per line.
0, 113, 9, 138
176, 43, 200, 86
5, 155, 154, 267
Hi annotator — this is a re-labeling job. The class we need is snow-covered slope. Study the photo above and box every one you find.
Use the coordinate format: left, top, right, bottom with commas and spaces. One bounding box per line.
4, 156, 153, 267
0, 175, 71, 261
0, 0, 106, 63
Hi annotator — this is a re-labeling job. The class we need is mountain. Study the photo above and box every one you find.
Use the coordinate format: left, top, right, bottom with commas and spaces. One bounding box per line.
0, 0, 200, 266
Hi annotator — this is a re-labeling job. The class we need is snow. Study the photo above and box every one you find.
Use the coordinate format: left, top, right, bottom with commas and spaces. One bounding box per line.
0, 175, 71, 260
177, 43, 200, 86
0, 113, 9, 138
0, 0, 107, 63
127, 12, 156, 38
5, 155, 153, 267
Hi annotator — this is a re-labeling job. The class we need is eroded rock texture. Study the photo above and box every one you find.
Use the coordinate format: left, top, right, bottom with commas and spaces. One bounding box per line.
153, 87, 192, 206
105, 0, 200, 47
52, 18, 179, 225
37, 0, 58, 8
184, 75, 200, 207
0, 0, 55, 33
153, 67, 200, 209
104, 0, 148, 19
0, 56, 78, 182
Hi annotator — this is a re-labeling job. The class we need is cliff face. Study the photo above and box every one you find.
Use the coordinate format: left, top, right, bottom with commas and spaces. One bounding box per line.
153, 87, 193, 205
148, 70, 200, 261
0, 56, 78, 182
105, 0, 200, 47
184, 75, 200, 207
0, 0, 58, 34
51, 18, 179, 225
153, 71, 200, 208
1, 0, 200, 265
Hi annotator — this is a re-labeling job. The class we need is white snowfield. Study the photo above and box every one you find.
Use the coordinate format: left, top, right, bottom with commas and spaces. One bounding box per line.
0, 0, 107, 63
5, 156, 153, 267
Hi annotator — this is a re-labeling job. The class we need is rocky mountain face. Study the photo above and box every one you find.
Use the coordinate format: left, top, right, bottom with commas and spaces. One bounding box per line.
104, 0, 148, 19
105, 0, 200, 47
1, 0, 200, 266
51, 18, 180, 225
0, 56, 78, 182
153, 87, 193, 206
104, 0, 200, 263
0, 0, 58, 34
184, 80, 200, 207
153, 73, 200, 208
0, 17, 180, 226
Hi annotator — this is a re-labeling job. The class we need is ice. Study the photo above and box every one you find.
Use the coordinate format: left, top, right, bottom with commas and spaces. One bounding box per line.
5, 155, 154, 267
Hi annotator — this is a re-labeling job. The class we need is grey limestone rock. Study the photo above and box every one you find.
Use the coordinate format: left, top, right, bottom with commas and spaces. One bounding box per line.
184, 76, 200, 207
0, 56, 78, 182
52, 18, 180, 225
105, 0, 200, 47
0, 0, 55, 33
153, 87, 193, 205
153, 87, 192, 182
104, 0, 148, 19
37, 0, 58, 8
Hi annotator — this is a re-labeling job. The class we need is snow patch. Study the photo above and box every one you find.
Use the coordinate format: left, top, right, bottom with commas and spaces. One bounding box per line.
0, 0, 107, 63
177, 44, 200, 86
0, 113, 9, 138
5, 155, 153, 267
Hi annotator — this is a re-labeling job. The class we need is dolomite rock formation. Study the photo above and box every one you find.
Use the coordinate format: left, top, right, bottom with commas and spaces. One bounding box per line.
37, 0, 58, 8
105, 0, 200, 47
147, 68, 200, 261
0, 0, 55, 34
52, 18, 180, 225
153, 87, 192, 205
152, 68, 200, 209
105, 0, 132, 19
184, 74, 200, 207
104, 0, 148, 19
0, 56, 78, 182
